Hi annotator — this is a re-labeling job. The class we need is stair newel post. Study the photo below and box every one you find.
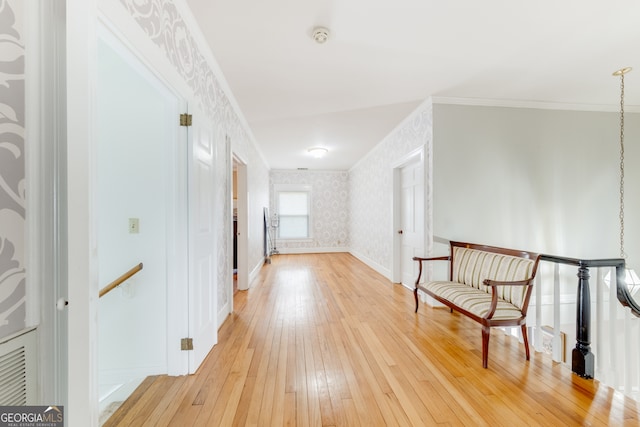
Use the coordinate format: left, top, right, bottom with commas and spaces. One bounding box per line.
572, 263, 594, 378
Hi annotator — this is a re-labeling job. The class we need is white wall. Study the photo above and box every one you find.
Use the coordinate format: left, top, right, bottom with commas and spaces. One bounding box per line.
432, 103, 640, 266
270, 169, 349, 253
349, 100, 433, 278
243, 144, 270, 280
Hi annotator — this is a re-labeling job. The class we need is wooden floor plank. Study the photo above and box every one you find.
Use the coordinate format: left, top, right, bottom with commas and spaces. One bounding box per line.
105, 253, 640, 426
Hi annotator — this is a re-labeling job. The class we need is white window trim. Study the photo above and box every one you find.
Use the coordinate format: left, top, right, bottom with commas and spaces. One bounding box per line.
274, 184, 312, 240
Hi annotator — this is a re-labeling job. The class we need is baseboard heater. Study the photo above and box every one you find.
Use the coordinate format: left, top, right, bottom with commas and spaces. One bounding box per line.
0, 327, 37, 405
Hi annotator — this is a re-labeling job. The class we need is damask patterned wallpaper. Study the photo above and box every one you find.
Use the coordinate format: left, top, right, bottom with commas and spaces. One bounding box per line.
270, 170, 349, 251
119, 0, 269, 310
349, 100, 433, 275
0, 0, 26, 338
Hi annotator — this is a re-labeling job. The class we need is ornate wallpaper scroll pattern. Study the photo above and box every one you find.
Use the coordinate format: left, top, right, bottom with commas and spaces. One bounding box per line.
270, 170, 349, 250
119, 0, 269, 310
349, 102, 433, 271
0, 0, 26, 338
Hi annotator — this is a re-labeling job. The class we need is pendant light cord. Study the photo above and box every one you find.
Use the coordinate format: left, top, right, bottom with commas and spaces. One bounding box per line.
619, 71, 626, 259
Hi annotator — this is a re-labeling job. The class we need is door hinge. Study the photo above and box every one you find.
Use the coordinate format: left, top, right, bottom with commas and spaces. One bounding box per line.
180, 113, 192, 127
181, 337, 193, 351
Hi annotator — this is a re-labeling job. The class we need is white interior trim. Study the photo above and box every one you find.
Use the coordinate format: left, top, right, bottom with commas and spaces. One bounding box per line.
349, 249, 392, 281
391, 145, 426, 284
234, 154, 249, 291
276, 247, 350, 255
25, 0, 65, 406
219, 134, 233, 329
431, 96, 640, 113
66, 0, 99, 424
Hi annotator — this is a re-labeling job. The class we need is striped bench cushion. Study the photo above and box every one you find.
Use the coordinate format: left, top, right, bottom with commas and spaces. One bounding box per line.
423, 281, 523, 320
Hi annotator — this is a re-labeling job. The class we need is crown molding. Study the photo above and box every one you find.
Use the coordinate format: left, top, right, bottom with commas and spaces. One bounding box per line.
432, 96, 640, 113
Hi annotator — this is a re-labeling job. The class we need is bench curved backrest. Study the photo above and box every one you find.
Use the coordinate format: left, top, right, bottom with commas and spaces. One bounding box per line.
449, 241, 540, 311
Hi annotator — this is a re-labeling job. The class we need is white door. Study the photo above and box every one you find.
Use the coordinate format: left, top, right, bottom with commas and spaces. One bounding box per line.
400, 160, 425, 288
188, 109, 218, 373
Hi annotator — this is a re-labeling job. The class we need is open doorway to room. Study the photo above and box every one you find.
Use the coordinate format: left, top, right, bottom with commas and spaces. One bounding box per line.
232, 154, 249, 292
232, 162, 238, 294
95, 29, 187, 420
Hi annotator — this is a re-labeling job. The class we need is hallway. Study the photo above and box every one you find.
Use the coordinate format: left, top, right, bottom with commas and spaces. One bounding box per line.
104, 253, 640, 426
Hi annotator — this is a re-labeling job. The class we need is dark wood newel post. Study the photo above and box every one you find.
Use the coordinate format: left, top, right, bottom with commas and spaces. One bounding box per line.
572, 264, 594, 378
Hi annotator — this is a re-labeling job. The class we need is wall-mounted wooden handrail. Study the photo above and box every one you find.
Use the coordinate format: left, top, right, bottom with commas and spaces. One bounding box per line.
99, 263, 143, 298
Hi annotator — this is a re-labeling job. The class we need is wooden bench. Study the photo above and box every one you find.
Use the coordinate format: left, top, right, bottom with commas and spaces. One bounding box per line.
413, 241, 541, 368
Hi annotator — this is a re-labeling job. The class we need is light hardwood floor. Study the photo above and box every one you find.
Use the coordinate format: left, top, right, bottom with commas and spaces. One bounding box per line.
104, 253, 640, 426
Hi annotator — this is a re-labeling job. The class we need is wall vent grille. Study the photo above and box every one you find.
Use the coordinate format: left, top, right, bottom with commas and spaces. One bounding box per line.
0, 328, 37, 405
0, 346, 27, 405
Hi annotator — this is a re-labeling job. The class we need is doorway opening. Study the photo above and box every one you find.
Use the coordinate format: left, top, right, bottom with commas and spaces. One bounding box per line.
95, 29, 185, 416
232, 155, 249, 292
232, 162, 238, 294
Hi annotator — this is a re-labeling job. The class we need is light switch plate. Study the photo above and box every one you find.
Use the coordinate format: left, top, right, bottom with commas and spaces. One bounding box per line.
129, 218, 139, 234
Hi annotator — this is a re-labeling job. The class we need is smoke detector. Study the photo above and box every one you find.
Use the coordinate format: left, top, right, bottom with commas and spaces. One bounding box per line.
312, 27, 330, 44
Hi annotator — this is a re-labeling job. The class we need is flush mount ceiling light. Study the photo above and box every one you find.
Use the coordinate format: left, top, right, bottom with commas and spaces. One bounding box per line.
312, 27, 330, 44
308, 147, 328, 158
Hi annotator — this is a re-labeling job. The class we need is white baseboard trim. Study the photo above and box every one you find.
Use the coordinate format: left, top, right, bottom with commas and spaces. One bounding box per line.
276, 247, 350, 255
99, 376, 145, 405
399, 282, 414, 292
249, 258, 264, 286
349, 250, 391, 280
99, 365, 165, 387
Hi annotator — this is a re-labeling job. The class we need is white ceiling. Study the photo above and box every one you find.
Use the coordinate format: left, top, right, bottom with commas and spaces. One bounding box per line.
184, 0, 640, 170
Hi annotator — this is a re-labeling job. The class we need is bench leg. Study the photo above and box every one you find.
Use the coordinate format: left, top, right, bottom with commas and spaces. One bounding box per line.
521, 324, 530, 361
414, 288, 419, 313
482, 326, 490, 368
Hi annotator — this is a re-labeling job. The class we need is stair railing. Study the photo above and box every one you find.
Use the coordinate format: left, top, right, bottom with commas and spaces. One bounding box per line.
99, 263, 143, 298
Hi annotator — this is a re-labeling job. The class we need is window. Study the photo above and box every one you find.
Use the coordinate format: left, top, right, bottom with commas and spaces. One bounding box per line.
276, 186, 311, 239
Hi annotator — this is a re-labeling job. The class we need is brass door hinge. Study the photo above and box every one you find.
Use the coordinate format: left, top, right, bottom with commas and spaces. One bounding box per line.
180, 113, 192, 127
181, 337, 193, 351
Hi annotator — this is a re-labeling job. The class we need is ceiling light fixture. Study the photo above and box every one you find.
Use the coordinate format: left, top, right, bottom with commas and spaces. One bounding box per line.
308, 147, 328, 158
312, 27, 330, 44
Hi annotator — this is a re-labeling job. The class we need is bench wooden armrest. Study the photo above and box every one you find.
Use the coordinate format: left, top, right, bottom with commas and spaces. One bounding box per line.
483, 278, 534, 319
412, 256, 451, 262
483, 278, 533, 287
412, 256, 450, 285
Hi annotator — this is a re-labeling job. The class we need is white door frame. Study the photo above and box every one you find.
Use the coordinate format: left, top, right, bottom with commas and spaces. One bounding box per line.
186, 105, 219, 373
66, 0, 99, 423
221, 136, 234, 324
25, 0, 68, 405
392, 146, 426, 284
233, 153, 249, 291
95, 21, 189, 379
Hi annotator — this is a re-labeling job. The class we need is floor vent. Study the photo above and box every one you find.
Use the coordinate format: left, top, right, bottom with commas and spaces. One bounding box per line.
0, 328, 37, 405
